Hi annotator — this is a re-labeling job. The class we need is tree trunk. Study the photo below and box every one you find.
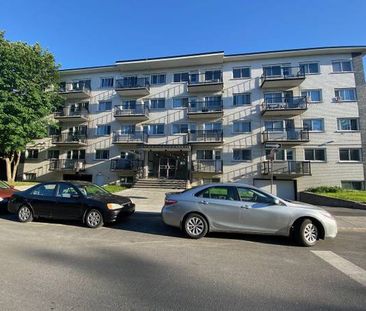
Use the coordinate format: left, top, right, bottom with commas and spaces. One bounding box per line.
11, 151, 21, 182
5, 158, 13, 183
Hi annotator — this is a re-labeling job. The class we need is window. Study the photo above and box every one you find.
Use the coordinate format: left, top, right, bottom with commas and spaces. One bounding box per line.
95, 149, 109, 160
304, 149, 326, 161
145, 124, 164, 135
300, 62, 319, 74
31, 183, 57, 196
150, 74, 166, 85
205, 70, 222, 81
121, 100, 137, 109
233, 67, 250, 79
67, 150, 85, 160
204, 122, 222, 131
264, 92, 283, 103
98, 101, 112, 111
233, 121, 251, 133
173, 72, 189, 82
265, 149, 294, 161
197, 150, 213, 160
196, 186, 237, 201
56, 184, 78, 198
120, 125, 135, 134
173, 97, 189, 108
341, 181, 363, 190
339, 148, 361, 161
303, 119, 324, 132
337, 118, 359, 131
263, 65, 282, 77
26, 149, 39, 159
332, 60, 352, 73
301, 89, 322, 102
150, 98, 165, 109
233, 149, 252, 161
172, 123, 189, 134
233, 93, 251, 106
47, 150, 60, 159
100, 77, 114, 88
96, 125, 111, 136
237, 187, 274, 204
335, 88, 357, 101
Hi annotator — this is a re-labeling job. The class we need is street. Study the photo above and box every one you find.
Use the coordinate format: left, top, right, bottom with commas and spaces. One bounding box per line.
0, 205, 365, 311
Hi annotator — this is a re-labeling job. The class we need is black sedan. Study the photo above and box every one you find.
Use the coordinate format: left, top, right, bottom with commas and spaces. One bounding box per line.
8, 181, 135, 228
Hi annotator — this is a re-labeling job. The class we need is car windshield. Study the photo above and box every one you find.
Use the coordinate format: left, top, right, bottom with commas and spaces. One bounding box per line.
0, 181, 10, 189
76, 184, 110, 197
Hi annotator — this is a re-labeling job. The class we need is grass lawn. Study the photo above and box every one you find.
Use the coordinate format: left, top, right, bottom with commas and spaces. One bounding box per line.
103, 185, 127, 193
9, 181, 39, 187
315, 190, 366, 203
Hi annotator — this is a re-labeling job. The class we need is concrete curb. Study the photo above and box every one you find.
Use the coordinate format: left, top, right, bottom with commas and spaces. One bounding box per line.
299, 192, 366, 210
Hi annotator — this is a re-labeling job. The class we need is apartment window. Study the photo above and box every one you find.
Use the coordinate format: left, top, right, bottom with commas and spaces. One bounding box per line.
341, 181, 363, 190
173, 72, 189, 82
172, 123, 189, 134
204, 122, 222, 131
95, 149, 109, 160
304, 149, 326, 161
339, 148, 361, 161
67, 150, 85, 160
264, 92, 283, 103
265, 120, 294, 132
335, 88, 357, 101
120, 125, 135, 134
301, 89, 322, 102
233, 67, 250, 79
145, 124, 164, 135
173, 97, 189, 108
300, 62, 320, 74
122, 100, 137, 109
26, 149, 39, 159
265, 149, 294, 161
96, 125, 111, 136
332, 60, 352, 73
150, 74, 166, 85
233, 121, 251, 133
233, 149, 252, 161
337, 118, 359, 131
197, 150, 214, 160
303, 119, 324, 132
150, 98, 165, 109
47, 150, 59, 159
263, 65, 282, 77
205, 70, 222, 81
98, 101, 112, 111
233, 93, 251, 106
100, 77, 114, 88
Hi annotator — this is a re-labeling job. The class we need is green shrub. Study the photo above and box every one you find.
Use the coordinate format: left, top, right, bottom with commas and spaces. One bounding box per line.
306, 186, 343, 193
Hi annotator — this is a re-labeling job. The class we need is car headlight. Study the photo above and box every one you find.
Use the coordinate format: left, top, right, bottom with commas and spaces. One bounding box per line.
107, 203, 122, 210
0, 198, 3, 202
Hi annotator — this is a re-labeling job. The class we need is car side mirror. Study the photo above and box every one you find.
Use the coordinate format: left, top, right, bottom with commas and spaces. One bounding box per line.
273, 198, 280, 205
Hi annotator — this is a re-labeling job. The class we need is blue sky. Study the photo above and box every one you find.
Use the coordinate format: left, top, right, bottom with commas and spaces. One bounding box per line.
1, 0, 366, 69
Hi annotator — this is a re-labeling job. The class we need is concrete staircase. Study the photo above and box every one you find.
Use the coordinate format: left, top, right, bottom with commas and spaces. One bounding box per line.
133, 178, 187, 189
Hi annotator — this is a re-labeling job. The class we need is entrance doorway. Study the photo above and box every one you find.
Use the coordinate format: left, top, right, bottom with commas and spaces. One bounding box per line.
148, 151, 188, 180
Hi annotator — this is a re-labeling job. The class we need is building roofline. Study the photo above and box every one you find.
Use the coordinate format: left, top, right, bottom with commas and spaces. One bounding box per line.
59, 64, 117, 73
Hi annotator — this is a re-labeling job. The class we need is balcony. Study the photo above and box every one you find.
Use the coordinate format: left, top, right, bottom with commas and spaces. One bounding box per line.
112, 131, 147, 144
54, 108, 89, 122
115, 78, 150, 97
261, 96, 308, 117
49, 159, 86, 172
114, 104, 149, 121
110, 159, 143, 171
260, 66, 305, 89
262, 161, 311, 177
188, 130, 223, 144
262, 129, 309, 145
59, 81, 91, 100
51, 133, 87, 146
192, 159, 223, 174
187, 100, 223, 120
187, 72, 223, 93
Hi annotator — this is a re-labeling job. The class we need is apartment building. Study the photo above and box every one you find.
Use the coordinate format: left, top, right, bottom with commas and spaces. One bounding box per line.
18, 46, 366, 200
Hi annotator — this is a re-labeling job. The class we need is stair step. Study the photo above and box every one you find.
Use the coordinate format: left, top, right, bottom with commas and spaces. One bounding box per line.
133, 178, 187, 189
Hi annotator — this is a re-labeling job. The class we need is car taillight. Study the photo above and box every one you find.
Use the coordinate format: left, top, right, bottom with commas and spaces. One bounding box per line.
165, 199, 177, 206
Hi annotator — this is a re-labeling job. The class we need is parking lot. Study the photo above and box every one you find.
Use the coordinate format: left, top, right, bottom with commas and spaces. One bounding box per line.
0, 188, 365, 311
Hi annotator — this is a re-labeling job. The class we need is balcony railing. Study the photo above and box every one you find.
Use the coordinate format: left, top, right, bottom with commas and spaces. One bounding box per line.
51, 133, 87, 144
262, 161, 311, 176
49, 159, 86, 171
115, 77, 150, 89
59, 81, 91, 93
262, 129, 309, 143
112, 131, 147, 144
110, 159, 143, 171
188, 100, 223, 114
54, 108, 89, 119
192, 159, 223, 173
261, 66, 305, 88
114, 104, 149, 118
188, 130, 223, 143
187, 72, 223, 93
262, 96, 307, 114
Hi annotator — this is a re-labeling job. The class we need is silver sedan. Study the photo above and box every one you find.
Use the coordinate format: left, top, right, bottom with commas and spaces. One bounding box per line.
161, 183, 337, 246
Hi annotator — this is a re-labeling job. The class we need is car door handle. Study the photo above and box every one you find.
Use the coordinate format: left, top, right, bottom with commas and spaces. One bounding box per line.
199, 200, 208, 205
241, 204, 251, 209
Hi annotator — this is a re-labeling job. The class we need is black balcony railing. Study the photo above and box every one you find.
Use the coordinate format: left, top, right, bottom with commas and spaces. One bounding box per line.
51, 133, 87, 144
262, 96, 308, 111
114, 104, 149, 117
49, 159, 86, 171
115, 77, 150, 89
188, 100, 223, 113
110, 159, 143, 171
262, 128, 309, 142
262, 161, 311, 176
112, 131, 147, 143
262, 66, 305, 80
54, 108, 89, 118
188, 71, 223, 85
193, 159, 223, 173
188, 130, 223, 143
59, 81, 91, 93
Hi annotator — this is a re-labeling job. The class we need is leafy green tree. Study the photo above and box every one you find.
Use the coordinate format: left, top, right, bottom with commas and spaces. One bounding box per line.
0, 31, 63, 182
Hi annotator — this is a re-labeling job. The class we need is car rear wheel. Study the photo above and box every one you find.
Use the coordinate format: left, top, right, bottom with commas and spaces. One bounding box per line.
298, 219, 319, 247
184, 213, 208, 239
85, 209, 104, 228
18, 205, 33, 223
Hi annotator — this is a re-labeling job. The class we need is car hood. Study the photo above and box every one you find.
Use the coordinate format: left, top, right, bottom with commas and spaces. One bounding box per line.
285, 200, 325, 211
88, 194, 131, 205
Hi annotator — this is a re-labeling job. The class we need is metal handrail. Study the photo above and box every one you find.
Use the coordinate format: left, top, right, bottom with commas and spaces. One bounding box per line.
262, 161, 311, 175
188, 100, 223, 113
188, 71, 223, 84
115, 77, 150, 89
60, 81, 91, 93
192, 159, 223, 173
112, 131, 147, 143
262, 128, 309, 142
262, 96, 308, 111
261, 66, 305, 80
51, 133, 87, 144
49, 159, 86, 171
54, 108, 89, 118
114, 104, 149, 116
188, 130, 223, 142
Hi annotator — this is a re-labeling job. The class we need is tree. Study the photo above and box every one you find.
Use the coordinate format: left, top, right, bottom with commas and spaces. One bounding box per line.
0, 31, 63, 182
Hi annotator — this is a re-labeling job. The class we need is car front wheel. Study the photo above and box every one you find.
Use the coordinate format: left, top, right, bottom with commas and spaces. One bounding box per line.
18, 205, 33, 223
184, 213, 208, 239
85, 209, 104, 228
298, 219, 319, 247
